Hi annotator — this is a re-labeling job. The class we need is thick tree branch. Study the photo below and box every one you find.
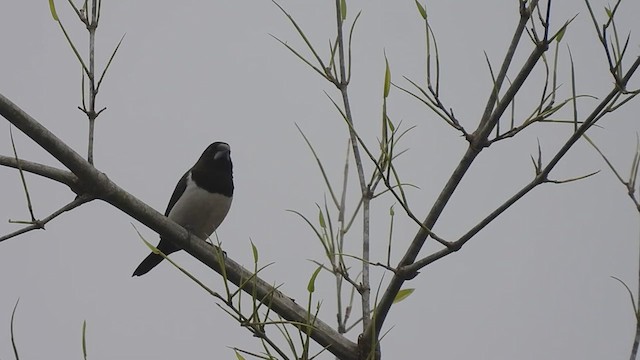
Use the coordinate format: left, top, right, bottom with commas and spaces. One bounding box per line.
0, 92, 358, 360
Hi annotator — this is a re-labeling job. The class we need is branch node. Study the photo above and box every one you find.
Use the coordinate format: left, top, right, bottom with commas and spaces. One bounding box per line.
357, 333, 381, 360
397, 266, 420, 280
468, 133, 490, 152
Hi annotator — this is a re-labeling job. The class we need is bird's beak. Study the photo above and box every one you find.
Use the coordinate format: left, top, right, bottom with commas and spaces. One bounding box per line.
214, 146, 231, 160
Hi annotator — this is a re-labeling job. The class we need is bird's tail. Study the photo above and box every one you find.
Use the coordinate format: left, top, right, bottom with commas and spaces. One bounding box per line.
132, 253, 164, 276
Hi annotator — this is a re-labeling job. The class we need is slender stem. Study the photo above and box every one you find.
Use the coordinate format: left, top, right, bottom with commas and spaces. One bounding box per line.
479, 0, 539, 134
632, 163, 640, 360
631, 320, 640, 360
87, 117, 95, 164
634, 227, 640, 360
333, 0, 371, 333
87, 0, 98, 165
9, 126, 36, 222
336, 141, 351, 334
335, 266, 345, 333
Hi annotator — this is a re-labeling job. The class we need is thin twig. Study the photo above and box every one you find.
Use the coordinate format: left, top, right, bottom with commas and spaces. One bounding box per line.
10, 298, 19, 359
9, 126, 36, 222
1, 195, 94, 243
332, 0, 372, 336
86, 0, 98, 165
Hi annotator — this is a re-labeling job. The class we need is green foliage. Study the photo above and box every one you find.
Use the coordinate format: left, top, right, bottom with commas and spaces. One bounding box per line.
393, 288, 415, 304
48, 0, 59, 21
234, 349, 247, 360
307, 265, 323, 293
414, 0, 427, 20
383, 55, 391, 98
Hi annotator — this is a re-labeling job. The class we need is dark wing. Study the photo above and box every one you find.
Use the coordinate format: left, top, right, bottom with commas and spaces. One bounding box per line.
164, 170, 189, 216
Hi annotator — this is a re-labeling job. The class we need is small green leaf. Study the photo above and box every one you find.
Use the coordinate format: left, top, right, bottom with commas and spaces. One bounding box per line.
386, 115, 395, 132
49, 0, 59, 21
383, 55, 391, 98
318, 208, 326, 228
415, 0, 427, 20
393, 288, 415, 304
340, 0, 347, 21
389, 205, 395, 216
605, 6, 612, 18
555, 23, 567, 42
307, 265, 323, 293
250, 241, 259, 264
234, 350, 246, 360
138, 233, 160, 254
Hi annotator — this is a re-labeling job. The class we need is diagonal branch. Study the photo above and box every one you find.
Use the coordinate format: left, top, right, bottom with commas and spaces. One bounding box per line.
407, 55, 640, 274
0, 92, 359, 360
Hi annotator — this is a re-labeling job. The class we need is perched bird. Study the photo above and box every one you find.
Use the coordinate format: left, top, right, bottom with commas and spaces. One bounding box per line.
132, 142, 234, 276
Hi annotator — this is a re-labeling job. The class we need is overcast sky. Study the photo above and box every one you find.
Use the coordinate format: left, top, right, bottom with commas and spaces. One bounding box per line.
2, 0, 640, 359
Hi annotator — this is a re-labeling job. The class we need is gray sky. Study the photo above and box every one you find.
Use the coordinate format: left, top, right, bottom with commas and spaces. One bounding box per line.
2, 0, 640, 359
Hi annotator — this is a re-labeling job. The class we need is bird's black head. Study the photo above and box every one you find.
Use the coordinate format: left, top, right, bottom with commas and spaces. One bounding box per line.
193, 141, 234, 195
200, 142, 231, 166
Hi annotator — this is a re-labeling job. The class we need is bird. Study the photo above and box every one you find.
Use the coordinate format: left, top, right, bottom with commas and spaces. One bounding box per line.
132, 142, 234, 276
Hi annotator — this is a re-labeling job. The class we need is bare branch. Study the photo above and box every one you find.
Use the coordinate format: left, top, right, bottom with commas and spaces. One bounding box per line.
546, 170, 600, 184
1, 195, 94, 243
406, 55, 640, 276
0, 155, 81, 192
9, 126, 36, 222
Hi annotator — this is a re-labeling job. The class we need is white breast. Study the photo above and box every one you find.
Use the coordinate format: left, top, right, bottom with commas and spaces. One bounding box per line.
167, 173, 233, 239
